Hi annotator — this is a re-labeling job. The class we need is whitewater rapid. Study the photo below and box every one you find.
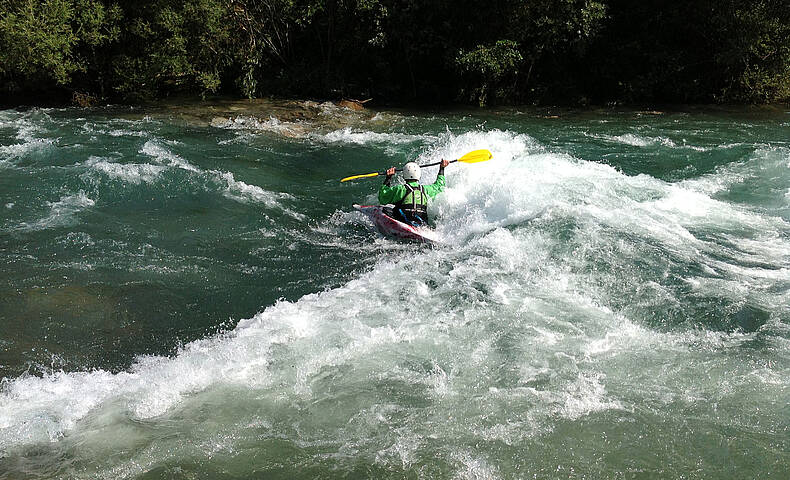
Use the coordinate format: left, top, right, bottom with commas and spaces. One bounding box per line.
1, 106, 789, 478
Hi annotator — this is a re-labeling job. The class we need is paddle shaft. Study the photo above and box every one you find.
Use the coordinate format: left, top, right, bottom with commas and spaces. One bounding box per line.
388, 159, 456, 174
340, 149, 490, 182
419, 158, 457, 169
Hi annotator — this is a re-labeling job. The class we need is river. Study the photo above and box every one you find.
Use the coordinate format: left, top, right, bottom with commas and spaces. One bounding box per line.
1, 100, 788, 478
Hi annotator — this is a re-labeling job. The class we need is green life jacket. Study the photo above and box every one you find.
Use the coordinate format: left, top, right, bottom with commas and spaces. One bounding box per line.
394, 182, 428, 225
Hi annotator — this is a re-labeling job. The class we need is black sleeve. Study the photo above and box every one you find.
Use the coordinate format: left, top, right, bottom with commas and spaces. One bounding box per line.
438, 166, 445, 176
384, 175, 393, 186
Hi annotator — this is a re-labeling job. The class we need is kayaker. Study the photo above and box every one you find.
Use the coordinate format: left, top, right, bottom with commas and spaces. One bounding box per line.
379, 159, 450, 226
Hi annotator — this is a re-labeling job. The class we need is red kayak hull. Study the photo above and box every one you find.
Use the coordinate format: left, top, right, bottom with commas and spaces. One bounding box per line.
354, 204, 441, 244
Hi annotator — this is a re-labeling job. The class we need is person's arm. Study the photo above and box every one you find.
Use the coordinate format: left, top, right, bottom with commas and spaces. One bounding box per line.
378, 166, 404, 204
383, 167, 395, 186
423, 159, 449, 199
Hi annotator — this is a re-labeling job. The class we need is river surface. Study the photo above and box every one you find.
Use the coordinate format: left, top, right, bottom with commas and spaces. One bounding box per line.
1, 101, 789, 479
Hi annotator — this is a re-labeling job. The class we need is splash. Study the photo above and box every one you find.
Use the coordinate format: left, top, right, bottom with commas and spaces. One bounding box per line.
212, 115, 309, 138
138, 139, 303, 218
19, 191, 96, 231
0, 110, 56, 164
84, 156, 167, 184
1, 110, 788, 479
320, 127, 436, 146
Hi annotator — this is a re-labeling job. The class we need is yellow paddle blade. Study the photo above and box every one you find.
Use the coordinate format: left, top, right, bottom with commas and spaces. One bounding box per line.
458, 149, 493, 163
340, 172, 382, 182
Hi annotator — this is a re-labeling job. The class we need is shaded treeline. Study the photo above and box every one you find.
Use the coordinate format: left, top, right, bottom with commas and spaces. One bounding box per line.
1, 0, 788, 106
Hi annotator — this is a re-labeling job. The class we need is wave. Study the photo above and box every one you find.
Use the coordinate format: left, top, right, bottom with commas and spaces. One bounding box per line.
319, 127, 436, 146
139, 140, 200, 173
18, 191, 96, 231
138, 139, 304, 219
0, 110, 57, 165
80, 122, 154, 138
2, 126, 788, 477
0, 138, 54, 162
0, 235, 636, 455
213, 170, 306, 220
212, 115, 309, 139
585, 132, 713, 151
84, 156, 167, 184
679, 145, 790, 218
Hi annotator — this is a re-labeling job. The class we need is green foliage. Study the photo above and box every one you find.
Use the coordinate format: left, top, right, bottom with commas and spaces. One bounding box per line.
510, 0, 607, 47
1, 0, 78, 85
456, 40, 523, 106
451, 1, 607, 105
716, 0, 790, 102
457, 41, 523, 79
73, 0, 120, 47
0, 0, 119, 97
578, 0, 790, 104
225, 0, 303, 98
110, 0, 236, 100
0, 0, 788, 104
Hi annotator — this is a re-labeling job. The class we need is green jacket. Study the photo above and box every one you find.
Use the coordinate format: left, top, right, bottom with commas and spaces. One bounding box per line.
378, 174, 446, 205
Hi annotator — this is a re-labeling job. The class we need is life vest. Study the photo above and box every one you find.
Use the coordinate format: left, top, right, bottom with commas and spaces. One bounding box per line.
394, 182, 428, 225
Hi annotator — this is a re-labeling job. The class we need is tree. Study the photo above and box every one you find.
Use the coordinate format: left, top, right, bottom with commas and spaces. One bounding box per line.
109, 0, 237, 100
456, 40, 522, 106
713, 0, 790, 102
0, 0, 120, 98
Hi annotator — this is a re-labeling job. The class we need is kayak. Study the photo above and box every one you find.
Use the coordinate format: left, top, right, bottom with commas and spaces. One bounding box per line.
354, 204, 442, 244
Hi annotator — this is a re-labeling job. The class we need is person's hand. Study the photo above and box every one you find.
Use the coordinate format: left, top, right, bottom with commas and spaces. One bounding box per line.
440, 159, 450, 168
386, 167, 396, 176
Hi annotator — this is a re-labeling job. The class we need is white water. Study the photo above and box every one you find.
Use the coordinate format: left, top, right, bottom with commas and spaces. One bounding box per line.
2, 126, 789, 478
18, 191, 96, 231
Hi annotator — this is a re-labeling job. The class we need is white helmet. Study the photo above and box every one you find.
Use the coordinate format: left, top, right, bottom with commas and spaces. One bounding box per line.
402, 162, 421, 181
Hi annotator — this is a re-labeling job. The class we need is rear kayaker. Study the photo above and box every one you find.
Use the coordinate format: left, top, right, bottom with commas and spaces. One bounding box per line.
378, 159, 449, 226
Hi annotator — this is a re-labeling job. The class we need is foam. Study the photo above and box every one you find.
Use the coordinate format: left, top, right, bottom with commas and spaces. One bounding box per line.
85, 156, 166, 184
585, 131, 721, 152
213, 170, 305, 220
0, 138, 54, 160
682, 145, 790, 197
140, 140, 200, 172
429, 133, 789, 277
2, 125, 789, 476
0, 112, 55, 163
139, 139, 303, 218
320, 127, 435, 145
0, 249, 480, 449
559, 372, 623, 420
81, 121, 152, 138
213, 115, 308, 138
451, 452, 500, 480
19, 191, 96, 231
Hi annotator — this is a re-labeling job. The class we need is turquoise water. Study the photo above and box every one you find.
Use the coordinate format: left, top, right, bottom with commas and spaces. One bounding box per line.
1, 102, 789, 478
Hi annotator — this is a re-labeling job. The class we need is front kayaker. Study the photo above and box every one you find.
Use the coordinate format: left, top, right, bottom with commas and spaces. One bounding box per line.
378, 159, 450, 226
